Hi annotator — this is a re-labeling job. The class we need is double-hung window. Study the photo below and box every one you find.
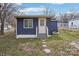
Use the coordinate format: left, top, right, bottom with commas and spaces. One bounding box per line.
24, 19, 33, 28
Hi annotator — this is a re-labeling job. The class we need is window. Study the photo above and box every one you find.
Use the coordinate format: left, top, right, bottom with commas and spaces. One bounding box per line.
24, 19, 33, 28
40, 19, 44, 26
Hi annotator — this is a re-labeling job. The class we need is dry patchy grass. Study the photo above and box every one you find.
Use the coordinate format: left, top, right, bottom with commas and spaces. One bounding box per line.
0, 29, 79, 56
0, 31, 45, 56
46, 29, 79, 56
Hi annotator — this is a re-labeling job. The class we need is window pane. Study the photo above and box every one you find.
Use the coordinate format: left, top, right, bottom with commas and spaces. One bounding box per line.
40, 19, 44, 26
24, 19, 33, 28
29, 20, 32, 27
25, 20, 28, 27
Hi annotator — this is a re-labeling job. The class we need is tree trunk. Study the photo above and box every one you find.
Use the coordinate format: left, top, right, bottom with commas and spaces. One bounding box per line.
0, 19, 4, 35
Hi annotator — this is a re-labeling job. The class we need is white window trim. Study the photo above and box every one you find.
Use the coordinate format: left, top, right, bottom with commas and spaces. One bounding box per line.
23, 19, 33, 29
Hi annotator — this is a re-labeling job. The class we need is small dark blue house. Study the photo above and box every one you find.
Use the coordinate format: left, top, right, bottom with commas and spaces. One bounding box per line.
16, 15, 58, 38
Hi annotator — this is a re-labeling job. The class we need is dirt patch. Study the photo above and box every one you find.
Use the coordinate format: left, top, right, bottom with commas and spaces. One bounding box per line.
17, 42, 45, 56
18, 43, 36, 52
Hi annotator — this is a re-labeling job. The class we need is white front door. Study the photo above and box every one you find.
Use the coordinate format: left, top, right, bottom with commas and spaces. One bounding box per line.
38, 18, 46, 33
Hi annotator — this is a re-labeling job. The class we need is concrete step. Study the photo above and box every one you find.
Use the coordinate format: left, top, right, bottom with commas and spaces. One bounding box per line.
38, 33, 47, 39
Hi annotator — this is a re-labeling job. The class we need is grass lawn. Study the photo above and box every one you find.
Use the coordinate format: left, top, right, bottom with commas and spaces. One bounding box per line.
0, 32, 45, 56
46, 29, 79, 56
0, 29, 79, 56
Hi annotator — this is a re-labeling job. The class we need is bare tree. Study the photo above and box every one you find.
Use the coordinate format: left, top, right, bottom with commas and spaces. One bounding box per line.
0, 3, 18, 35
44, 8, 56, 20
60, 10, 79, 23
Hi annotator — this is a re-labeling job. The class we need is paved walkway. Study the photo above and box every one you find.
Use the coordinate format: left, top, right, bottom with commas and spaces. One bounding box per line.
41, 39, 52, 55
70, 41, 79, 49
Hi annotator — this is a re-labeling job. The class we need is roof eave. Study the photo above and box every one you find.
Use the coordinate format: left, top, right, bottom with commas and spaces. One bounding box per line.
15, 15, 52, 19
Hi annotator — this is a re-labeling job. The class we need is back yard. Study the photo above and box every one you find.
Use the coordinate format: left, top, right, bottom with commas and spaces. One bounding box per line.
0, 29, 79, 56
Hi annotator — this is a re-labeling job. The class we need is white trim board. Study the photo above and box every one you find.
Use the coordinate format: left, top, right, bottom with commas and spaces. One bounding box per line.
16, 34, 51, 38
16, 35, 37, 38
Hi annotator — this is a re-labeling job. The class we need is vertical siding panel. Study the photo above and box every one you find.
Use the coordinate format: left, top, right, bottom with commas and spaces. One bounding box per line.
46, 19, 58, 35
17, 18, 38, 35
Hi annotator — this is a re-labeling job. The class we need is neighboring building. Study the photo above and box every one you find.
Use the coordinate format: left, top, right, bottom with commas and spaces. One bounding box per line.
68, 19, 79, 29
56, 15, 69, 29
58, 22, 69, 29
15, 15, 58, 38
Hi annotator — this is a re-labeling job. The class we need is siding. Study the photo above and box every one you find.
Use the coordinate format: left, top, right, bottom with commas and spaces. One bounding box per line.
69, 20, 79, 28
17, 18, 38, 35
58, 22, 68, 29
46, 19, 58, 35
17, 18, 58, 35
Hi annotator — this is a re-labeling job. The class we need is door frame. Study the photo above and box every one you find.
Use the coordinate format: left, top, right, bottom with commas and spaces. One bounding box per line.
38, 18, 46, 33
